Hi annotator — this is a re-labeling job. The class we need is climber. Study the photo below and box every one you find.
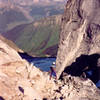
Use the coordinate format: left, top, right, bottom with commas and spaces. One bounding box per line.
49, 62, 57, 80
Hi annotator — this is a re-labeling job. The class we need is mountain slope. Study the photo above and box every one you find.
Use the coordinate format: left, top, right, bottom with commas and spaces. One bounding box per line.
0, 34, 23, 52
0, 5, 31, 32
2, 15, 61, 57
0, 0, 65, 32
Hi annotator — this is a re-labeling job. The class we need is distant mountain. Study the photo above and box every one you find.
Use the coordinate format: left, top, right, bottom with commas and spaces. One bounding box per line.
0, 1, 33, 32
2, 15, 62, 57
0, 0, 65, 32
0, 7, 31, 32
0, 0, 66, 5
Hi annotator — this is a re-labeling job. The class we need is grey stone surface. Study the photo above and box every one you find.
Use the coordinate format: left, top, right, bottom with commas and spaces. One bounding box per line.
56, 0, 100, 78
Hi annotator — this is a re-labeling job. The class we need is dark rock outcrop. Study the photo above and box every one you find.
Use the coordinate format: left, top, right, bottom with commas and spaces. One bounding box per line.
56, 0, 100, 79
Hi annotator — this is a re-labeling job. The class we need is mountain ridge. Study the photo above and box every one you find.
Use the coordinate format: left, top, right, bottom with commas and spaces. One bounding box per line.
2, 15, 62, 57
0, 0, 65, 32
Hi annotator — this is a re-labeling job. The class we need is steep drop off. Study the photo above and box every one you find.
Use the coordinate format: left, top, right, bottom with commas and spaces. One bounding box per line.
56, 0, 100, 81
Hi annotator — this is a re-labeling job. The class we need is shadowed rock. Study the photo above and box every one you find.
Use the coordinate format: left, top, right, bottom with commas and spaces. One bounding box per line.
18, 86, 24, 94
0, 96, 5, 100
61, 54, 100, 83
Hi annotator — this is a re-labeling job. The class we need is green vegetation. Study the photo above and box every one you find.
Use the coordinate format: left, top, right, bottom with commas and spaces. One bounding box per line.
3, 15, 61, 57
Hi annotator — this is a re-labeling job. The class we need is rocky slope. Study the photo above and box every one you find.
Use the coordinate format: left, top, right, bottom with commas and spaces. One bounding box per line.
56, 0, 100, 82
3, 15, 61, 57
0, 32, 100, 100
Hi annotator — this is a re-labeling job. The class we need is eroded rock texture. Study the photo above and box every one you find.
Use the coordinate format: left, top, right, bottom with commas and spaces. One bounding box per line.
56, 0, 100, 79
0, 36, 100, 100
0, 37, 55, 99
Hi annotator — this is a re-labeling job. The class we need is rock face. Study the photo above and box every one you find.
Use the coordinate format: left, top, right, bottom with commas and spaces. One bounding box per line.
56, 0, 100, 79
0, 35, 100, 99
